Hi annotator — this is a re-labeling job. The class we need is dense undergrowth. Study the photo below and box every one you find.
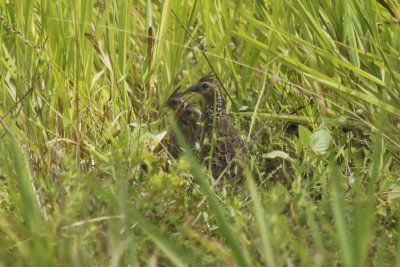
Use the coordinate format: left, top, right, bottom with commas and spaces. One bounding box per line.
1, 0, 400, 266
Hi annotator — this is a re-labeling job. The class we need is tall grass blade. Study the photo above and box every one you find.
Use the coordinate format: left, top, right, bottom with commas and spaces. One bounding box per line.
246, 172, 276, 267
329, 157, 353, 267
175, 127, 252, 267
131, 212, 199, 267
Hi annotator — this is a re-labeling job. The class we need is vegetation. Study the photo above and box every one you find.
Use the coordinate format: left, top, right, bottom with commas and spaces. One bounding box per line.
1, 0, 400, 265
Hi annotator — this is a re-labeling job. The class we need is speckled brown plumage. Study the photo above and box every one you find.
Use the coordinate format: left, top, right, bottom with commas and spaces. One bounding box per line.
177, 103, 202, 151
165, 88, 201, 158
190, 76, 245, 180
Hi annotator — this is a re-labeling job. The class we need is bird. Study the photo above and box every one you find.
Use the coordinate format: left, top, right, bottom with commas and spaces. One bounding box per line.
177, 103, 202, 151
189, 75, 246, 182
164, 87, 201, 158
164, 87, 186, 119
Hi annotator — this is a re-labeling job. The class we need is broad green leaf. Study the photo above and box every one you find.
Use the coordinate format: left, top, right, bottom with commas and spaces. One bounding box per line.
310, 130, 331, 155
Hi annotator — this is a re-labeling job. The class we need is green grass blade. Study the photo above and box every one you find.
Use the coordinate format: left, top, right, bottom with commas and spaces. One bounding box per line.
329, 157, 353, 267
175, 128, 252, 267
246, 172, 276, 267
131, 212, 199, 267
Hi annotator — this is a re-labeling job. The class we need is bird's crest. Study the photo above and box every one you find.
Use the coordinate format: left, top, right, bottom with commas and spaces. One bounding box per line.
199, 73, 217, 85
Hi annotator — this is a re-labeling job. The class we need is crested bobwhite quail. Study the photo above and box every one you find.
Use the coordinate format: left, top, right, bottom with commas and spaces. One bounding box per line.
165, 88, 201, 158
190, 76, 246, 181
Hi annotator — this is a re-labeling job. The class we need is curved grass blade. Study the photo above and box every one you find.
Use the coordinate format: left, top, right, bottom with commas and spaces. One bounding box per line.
175, 127, 252, 267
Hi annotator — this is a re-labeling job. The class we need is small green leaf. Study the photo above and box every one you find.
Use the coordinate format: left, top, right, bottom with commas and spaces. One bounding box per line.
310, 130, 331, 154
388, 191, 400, 200
299, 125, 311, 146
263, 151, 295, 162
338, 116, 347, 123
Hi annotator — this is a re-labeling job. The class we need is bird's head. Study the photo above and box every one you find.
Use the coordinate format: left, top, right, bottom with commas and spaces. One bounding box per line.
164, 95, 185, 110
189, 76, 220, 102
164, 87, 186, 111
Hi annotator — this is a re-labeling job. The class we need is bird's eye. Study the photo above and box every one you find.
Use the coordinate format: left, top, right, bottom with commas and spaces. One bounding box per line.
203, 83, 209, 89
170, 100, 177, 104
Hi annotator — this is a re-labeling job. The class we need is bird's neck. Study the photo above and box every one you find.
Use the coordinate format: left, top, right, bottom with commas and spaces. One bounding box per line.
205, 91, 225, 114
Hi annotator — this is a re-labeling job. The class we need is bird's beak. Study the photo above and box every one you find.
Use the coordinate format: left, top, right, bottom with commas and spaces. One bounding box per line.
190, 84, 200, 92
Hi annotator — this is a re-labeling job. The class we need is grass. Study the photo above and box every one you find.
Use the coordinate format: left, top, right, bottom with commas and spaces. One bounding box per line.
1, 0, 400, 265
